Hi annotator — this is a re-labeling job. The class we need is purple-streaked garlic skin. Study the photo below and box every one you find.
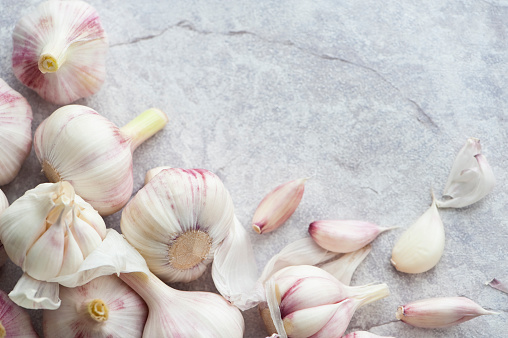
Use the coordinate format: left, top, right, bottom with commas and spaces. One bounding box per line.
0, 79, 32, 186
0, 289, 38, 337
342, 331, 395, 338
12, 0, 108, 104
252, 178, 306, 234
396, 297, 497, 328
43, 275, 148, 338
487, 278, 508, 294
309, 220, 389, 253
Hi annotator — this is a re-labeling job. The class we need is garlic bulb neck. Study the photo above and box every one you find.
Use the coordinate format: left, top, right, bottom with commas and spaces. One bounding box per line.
169, 230, 212, 270
0, 322, 5, 338
42, 160, 61, 183
87, 299, 109, 322
120, 108, 169, 151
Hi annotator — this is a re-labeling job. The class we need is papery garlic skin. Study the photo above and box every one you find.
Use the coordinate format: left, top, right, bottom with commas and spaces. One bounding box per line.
121, 168, 235, 283
487, 278, 508, 294
43, 275, 147, 338
0, 181, 106, 281
437, 138, 495, 208
0, 290, 37, 337
12, 0, 108, 104
120, 271, 244, 337
252, 178, 307, 234
34, 105, 167, 215
0, 79, 32, 186
391, 198, 445, 274
396, 297, 498, 328
309, 220, 392, 253
144, 166, 171, 185
319, 245, 371, 286
342, 332, 394, 338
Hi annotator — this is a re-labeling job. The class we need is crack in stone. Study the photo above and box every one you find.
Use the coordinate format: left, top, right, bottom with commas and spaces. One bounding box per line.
348, 319, 400, 332
361, 186, 379, 194
111, 20, 439, 130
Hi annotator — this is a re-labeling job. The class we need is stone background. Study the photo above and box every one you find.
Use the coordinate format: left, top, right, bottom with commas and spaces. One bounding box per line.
1, 0, 507, 337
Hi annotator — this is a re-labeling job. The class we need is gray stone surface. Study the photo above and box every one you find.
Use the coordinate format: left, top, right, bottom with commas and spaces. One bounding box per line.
1, 0, 507, 337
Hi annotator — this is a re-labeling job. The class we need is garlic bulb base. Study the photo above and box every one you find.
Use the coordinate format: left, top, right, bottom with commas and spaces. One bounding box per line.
0, 322, 5, 338
42, 160, 61, 183
87, 299, 109, 322
169, 230, 212, 270
120, 108, 168, 151
38, 54, 61, 73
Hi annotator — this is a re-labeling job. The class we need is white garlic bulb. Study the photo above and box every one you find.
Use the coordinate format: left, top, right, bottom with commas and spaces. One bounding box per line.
121, 168, 235, 283
34, 105, 168, 215
43, 275, 148, 338
0, 79, 32, 186
120, 271, 245, 337
12, 0, 108, 104
0, 181, 106, 281
0, 290, 38, 337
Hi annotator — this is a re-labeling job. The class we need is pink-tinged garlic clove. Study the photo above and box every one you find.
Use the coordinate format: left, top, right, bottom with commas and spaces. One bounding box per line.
309, 220, 393, 253
252, 178, 307, 234
34, 105, 168, 216
0, 79, 32, 186
0, 290, 37, 337
12, 0, 108, 104
396, 297, 498, 328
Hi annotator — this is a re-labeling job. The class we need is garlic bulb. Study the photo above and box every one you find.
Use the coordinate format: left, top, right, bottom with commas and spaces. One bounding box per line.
121, 168, 235, 283
437, 138, 495, 208
144, 166, 171, 185
0, 190, 9, 267
0, 181, 106, 281
0, 290, 37, 337
0, 79, 32, 186
34, 105, 168, 215
43, 275, 148, 338
252, 178, 307, 234
262, 265, 390, 337
396, 297, 498, 328
342, 332, 394, 338
309, 220, 394, 253
120, 271, 245, 337
390, 196, 445, 274
12, 0, 108, 104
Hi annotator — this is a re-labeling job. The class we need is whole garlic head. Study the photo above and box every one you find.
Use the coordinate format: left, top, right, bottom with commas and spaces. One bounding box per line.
12, 0, 108, 104
34, 105, 168, 215
0, 79, 32, 186
121, 168, 235, 283
0, 290, 38, 337
0, 181, 106, 281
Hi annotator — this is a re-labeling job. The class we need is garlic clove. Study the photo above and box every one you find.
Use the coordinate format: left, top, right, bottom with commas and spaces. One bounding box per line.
396, 297, 498, 328
58, 227, 85, 276
144, 166, 172, 185
309, 220, 393, 253
342, 332, 395, 338
34, 105, 168, 215
0, 289, 38, 337
319, 245, 371, 285
252, 178, 307, 234
43, 275, 148, 338
486, 278, 508, 294
390, 196, 445, 273
283, 301, 347, 338
12, 1, 108, 104
0, 79, 32, 186
437, 138, 495, 208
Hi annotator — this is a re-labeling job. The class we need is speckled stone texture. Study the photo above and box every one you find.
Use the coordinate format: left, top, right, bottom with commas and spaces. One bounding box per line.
0, 0, 507, 337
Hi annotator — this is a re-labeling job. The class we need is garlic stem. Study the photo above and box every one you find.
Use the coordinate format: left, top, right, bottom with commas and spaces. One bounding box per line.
87, 299, 109, 322
120, 108, 168, 151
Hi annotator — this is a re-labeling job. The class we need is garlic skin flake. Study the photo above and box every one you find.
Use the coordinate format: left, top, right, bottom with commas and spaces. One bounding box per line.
309, 220, 393, 253
121, 168, 235, 283
0, 181, 106, 281
34, 105, 168, 215
319, 245, 371, 286
43, 275, 148, 338
120, 271, 245, 337
396, 297, 498, 328
486, 278, 508, 294
12, 0, 108, 104
0, 290, 37, 337
437, 138, 495, 208
252, 178, 307, 234
391, 197, 445, 274
0, 79, 32, 186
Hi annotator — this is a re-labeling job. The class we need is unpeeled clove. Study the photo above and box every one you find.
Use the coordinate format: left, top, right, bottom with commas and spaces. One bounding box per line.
252, 178, 307, 234
396, 297, 498, 328
0, 290, 37, 337
309, 220, 394, 253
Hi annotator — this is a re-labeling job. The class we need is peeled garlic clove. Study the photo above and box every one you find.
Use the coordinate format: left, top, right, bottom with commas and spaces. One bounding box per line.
120, 271, 244, 337
486, 278, 508, 294
252, 178, 307, 234
12, 1, 108, 104
43, 275, 147, 338
437, 138, 495, 208
309, 220, 393, 253
391, 197, 445, 274
0, 289, 37, 337
342, 332, 395, 338
0, 79, 32, 186
34, 105, 168, 215
0, 181, 106, 280
396, 297, 498, 328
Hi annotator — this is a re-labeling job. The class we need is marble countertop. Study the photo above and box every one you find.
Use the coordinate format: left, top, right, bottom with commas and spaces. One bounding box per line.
1, 0, 507, 337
